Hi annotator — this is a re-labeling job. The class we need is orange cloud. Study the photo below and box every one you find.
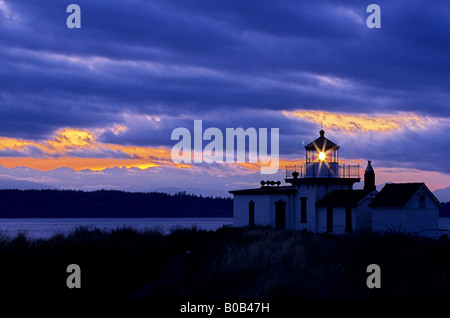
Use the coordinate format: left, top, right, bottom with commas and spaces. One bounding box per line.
1, 126, 361, 174
106, 144, 173, 161
0, 128, 97, 155
0, 137, 43, 151
47, 128, 96, 153
283, 110, 439, 133
0, 127, 174, 171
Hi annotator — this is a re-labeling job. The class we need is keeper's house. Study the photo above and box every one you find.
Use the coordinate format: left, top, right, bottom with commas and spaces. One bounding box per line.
230, 130, 440, 235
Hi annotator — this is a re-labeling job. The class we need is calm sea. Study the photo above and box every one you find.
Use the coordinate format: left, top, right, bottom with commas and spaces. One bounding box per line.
0, 218, 449, 240
0, 217, 234, 239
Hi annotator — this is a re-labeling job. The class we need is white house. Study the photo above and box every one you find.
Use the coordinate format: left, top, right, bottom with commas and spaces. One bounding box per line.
229, 130, 441, 236
368, 183, 440, 235
315, 189, 376, 234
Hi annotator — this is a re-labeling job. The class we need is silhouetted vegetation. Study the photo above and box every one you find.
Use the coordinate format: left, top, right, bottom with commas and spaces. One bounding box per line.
0, 189, 232, 217
0, 226, 448, 299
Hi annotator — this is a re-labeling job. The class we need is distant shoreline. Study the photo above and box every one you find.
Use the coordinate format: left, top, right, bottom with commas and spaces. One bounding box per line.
0, 189, 233, 218
0, 217, 234, 239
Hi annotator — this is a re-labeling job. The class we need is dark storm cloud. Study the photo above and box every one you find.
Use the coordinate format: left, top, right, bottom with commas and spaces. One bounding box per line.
0, 0, 449, 174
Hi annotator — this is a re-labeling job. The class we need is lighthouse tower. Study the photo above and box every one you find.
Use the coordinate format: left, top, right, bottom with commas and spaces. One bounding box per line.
285, 130, 360, 232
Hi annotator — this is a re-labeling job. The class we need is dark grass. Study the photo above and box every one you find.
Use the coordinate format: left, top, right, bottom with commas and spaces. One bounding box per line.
0, 226, 448, 299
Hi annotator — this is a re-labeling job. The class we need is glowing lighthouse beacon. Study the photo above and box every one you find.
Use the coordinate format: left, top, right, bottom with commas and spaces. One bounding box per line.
304, 129, 340, 178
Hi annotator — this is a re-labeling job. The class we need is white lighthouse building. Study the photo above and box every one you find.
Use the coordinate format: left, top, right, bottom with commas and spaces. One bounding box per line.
229, 130, 440, 235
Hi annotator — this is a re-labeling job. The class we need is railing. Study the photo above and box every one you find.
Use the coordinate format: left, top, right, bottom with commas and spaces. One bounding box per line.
339, 164, 360, 178
285, 165, 304, 179
286, 164, 360, 179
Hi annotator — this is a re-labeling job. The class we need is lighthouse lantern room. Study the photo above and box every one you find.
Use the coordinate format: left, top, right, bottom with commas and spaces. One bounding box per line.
304, 129, 340, 178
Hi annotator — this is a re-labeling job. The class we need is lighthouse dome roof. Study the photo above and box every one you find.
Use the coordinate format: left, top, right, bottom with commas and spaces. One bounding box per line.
304, 130, 340, 151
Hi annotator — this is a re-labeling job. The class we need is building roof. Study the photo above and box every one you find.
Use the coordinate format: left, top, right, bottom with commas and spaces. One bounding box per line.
304, 130, 340, 151
229, 186, 297, 195
315, 189, 372, 207
368, 183, 440, 208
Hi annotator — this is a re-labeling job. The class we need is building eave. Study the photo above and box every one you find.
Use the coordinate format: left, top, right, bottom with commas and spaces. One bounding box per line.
286, 177, 360, 185
229, 187, 297, 195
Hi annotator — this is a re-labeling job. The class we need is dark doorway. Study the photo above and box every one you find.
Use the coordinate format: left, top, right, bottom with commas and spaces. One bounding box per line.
275, 200, 286, 229
300, 197, 307, 223
249, 200, 255, 227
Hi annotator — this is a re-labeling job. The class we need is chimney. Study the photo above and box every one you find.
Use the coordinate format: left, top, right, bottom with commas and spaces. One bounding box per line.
364, 160, 376, 192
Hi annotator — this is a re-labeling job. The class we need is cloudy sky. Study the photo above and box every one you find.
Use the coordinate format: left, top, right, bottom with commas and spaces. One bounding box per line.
0, 0, 449, 197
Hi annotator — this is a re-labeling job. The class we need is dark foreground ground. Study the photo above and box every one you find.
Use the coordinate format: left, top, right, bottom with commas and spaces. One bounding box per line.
0, 226, 449, 300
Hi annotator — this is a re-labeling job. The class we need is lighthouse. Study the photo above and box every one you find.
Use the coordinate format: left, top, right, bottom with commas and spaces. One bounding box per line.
229, 128, 440, 235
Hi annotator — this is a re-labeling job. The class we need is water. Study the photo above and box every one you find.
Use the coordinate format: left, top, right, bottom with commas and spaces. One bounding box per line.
0, 217, 234, 240
0, 218, 448, 240
440, 218, 450, 231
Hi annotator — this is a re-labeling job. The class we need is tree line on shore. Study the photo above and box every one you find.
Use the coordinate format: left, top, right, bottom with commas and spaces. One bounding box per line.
0, 189, 233, 218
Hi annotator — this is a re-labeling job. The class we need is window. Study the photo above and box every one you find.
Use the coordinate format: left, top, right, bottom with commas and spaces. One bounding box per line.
249, 200, 255, 227
419, 195, 426, 208
300, 197, 307, 223
275, 200, 286, 230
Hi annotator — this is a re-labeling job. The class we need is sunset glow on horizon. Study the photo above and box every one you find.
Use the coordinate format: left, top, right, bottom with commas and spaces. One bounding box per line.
0, 119, 448, 194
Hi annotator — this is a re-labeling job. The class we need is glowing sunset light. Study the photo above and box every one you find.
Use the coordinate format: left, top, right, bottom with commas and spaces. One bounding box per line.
47, 128, 96, 152
0, 128, 97, 155
0, 127, 175, 171
283, 110, 441, 134
0, 157, 162, 172
0, 137, 43, 151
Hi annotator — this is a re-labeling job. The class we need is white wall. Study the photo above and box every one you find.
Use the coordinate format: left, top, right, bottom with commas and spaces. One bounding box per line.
355, 196, 372, 231
316, 206, 349, 234
294, 184, 316, 232
233, 193, 293, 229
233, 194, 266, 227
295, 182, 354, 232
371, 191, 440, 236
371, 208, 439, 235
333, 207, 348, 234
316, 194, 373, 234
233, 179, 360, 232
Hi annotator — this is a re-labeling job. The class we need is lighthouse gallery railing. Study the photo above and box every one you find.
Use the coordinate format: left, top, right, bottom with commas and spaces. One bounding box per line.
285, 164, 360, 179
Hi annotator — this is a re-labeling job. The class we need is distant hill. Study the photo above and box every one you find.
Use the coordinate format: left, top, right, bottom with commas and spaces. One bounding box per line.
0, 176, 57, 190
0, 189, 232, 218
433, 186, 450, 203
